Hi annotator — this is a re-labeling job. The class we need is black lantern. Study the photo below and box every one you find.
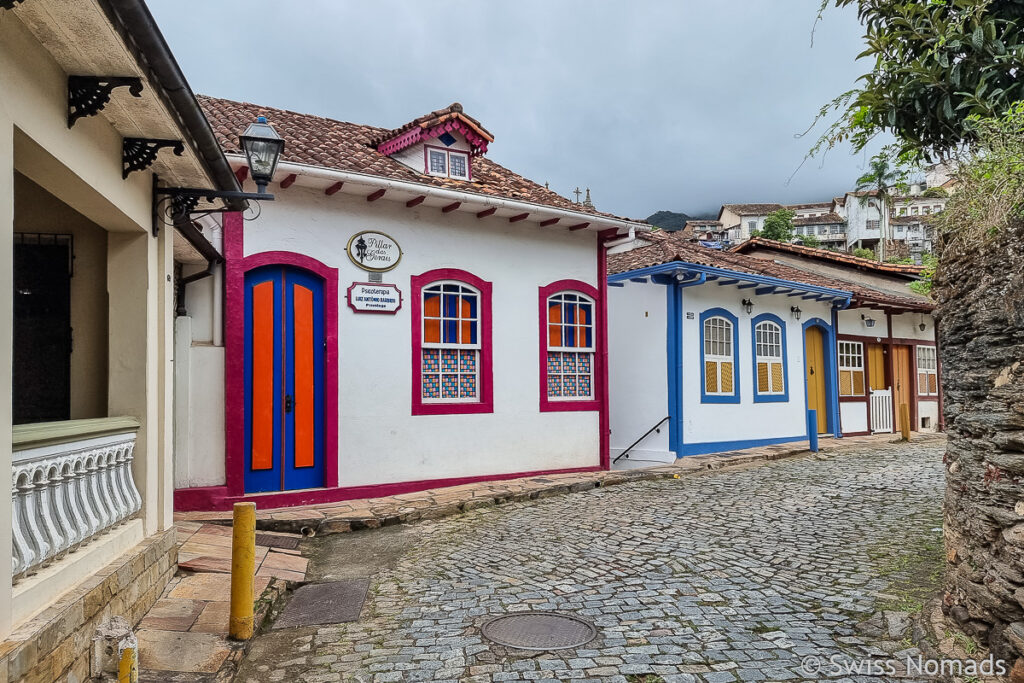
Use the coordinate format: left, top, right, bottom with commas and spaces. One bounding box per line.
240, 115, 285, 194
790, 306, 802, 320
862, 314, 876, 328
741, 298, 754, 315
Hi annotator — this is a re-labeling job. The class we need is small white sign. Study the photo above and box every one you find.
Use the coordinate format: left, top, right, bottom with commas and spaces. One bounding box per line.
347, 282, 403, 314
347, 230, 402, 272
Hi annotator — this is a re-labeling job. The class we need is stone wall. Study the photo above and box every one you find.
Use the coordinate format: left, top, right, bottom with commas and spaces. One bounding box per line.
0, 527, 177, 683
936, 218, 1024, 668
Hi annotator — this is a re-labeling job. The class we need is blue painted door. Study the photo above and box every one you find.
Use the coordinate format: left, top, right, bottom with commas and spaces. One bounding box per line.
244, 266, 326, 493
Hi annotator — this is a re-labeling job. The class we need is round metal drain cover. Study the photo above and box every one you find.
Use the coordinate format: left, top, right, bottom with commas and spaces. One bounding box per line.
481, 612, 597, 651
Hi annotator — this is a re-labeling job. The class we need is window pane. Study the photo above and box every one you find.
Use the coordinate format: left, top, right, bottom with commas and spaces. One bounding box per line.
424, 318, 441, 344
429, 149, 447, 174
449, 153, 467, 178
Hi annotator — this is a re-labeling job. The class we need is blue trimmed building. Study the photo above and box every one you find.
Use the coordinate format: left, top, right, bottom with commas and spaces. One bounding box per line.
605, 233, 929, 466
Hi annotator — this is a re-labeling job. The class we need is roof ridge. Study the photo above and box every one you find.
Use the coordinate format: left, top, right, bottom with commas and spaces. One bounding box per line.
196, 94, 391, 135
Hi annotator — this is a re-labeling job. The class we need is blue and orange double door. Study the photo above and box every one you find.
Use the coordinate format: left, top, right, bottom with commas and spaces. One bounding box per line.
244, 266, 326, 493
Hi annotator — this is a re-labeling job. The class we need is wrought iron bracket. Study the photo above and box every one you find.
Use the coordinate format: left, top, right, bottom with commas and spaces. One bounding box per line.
153, 186, 275, 235
123, 138, 184, 179
68, 76, 143, 128
0, 0, 28, 10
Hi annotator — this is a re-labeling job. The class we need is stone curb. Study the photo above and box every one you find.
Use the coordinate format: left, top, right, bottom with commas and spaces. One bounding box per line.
208, 578, 292, 683
194, 434, 945, 538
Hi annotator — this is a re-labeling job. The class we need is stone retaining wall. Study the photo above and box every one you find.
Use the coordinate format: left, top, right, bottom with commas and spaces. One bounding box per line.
0, 527, 177, 683
937, 218, 1024, 671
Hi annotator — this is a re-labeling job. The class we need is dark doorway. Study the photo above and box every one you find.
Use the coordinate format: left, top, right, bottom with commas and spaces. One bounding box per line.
14, 234, 72, 424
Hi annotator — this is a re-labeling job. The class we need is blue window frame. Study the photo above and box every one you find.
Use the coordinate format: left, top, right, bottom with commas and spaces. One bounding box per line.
699, 308, 740, 404
751, 313, 789, 403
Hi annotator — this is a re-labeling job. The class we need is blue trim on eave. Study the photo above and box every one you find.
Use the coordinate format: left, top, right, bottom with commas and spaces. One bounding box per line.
607, 261, 853, 307
750, 312, 790, 403
677, 434, 807, 457
699, 307, 741, 404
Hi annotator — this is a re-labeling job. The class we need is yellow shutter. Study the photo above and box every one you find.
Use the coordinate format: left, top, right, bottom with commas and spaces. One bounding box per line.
928, 374, 937, 394
839, 370, 852, 396
721, 362, 734, 393
853, 371, 865, 396
757, 362, 769, 392
771, 362, 784, 393
705, 361, 718, 394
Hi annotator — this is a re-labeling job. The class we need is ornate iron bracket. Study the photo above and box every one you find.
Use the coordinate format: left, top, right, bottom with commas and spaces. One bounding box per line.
122, 138, 184, 179
0, 0, 28, 10
153, 186, 275, 236
68, 76, 143, 128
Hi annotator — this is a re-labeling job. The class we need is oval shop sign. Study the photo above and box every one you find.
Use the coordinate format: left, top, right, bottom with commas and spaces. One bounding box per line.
347, 230, 402, 272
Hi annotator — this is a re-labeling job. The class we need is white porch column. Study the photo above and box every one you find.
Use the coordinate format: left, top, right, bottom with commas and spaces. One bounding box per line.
156, 221, 174, 531
107, 231, 159, 535
1, 104, 15, 641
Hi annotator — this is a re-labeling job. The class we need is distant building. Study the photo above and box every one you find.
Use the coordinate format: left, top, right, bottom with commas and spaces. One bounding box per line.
717, 204, 785, 243
792, 212, 846, 248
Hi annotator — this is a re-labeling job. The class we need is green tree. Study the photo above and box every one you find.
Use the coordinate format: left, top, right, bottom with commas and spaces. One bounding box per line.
853, 247, 876, 260
811, 0, 1024, 160
761, 209, 796, 242
854, 151, 910, 261
800, 233, 822, 248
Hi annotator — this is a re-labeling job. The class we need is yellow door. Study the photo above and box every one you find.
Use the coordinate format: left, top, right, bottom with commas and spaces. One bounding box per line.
867, 343, 887, 391
893, 345, 912, 421
804, 326, 828, 433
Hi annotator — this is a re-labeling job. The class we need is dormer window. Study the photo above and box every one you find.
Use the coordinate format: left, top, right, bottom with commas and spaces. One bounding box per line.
426, 146, 470, 180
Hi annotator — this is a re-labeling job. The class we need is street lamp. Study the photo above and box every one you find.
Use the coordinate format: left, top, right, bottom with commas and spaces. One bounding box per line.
240, 115, 285, 194
790, 306, 802, 320
862, 314, 876, 328
741, 298, 754, 315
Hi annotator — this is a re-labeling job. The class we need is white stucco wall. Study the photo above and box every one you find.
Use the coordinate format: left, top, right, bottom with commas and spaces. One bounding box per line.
840, 401, 869, 434
679, 288, 831, 450
607, 282, 671, 463
188, 184, 603, 489
607, 278, 841, 460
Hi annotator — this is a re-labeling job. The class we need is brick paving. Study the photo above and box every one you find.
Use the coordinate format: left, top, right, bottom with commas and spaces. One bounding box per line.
236, 436, 947, 682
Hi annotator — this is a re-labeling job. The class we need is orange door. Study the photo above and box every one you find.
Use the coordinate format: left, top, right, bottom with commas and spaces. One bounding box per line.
893, 345, 912, 427
867, 343, 886, 391
804, 326, 828, 433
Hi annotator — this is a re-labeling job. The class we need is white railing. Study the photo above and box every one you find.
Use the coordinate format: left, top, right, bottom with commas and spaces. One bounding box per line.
11, 419, 141, 581
870, 389, 893, 434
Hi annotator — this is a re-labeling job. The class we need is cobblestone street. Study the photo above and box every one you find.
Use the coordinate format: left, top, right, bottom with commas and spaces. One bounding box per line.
238, 439, 946, 683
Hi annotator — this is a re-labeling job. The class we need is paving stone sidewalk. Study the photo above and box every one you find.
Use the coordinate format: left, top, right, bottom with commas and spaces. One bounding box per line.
236, 435, 948, 682
176, 433, 941, 536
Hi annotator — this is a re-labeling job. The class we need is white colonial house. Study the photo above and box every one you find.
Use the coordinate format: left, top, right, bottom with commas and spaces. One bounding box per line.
2, 1, 243, 679
717, 203, 785, 244
172, 97, 648, 511
607, 233, 940, 467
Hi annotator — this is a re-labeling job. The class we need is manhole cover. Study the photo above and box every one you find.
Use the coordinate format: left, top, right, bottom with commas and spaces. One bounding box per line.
272, 579, 369, 629
481, 612, 597, 651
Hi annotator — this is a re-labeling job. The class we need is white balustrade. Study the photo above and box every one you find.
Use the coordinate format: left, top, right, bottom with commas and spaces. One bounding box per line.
870, 389, 893, 434
11, 424, 141, 581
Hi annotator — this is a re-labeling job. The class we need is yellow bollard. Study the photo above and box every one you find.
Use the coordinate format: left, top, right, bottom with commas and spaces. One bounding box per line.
900, 403, 912, 441
118, 642, 138, 683
229, 502, 257, 641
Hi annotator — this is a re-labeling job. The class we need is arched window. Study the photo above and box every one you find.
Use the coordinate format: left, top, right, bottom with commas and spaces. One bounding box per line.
412, 269, 493, 415
546, 292, 595, 400
421, 282, 479, 402
539, 281, 601, 412
752, 314, 788, 402
700, 309, 739, 403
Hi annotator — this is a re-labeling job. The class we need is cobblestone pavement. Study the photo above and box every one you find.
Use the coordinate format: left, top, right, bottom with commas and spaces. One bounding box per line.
238, 440, 945, 683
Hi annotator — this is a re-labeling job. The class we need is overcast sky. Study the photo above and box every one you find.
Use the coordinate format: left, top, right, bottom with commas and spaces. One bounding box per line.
148, 1, 887, 219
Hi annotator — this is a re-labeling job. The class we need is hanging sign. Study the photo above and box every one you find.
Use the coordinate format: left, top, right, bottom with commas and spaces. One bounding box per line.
346, 230, 402, 272
347, 282, 403, 314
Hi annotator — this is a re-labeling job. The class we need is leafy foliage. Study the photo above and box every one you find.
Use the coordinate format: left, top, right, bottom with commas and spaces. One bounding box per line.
800, 233, 822, 248
853, 247, 876, 260
922, 186, 949, 198
810, 0, 1024, 160
761, 209, 796, 242
909, 254, 938, 295
936, 102, 1024, 254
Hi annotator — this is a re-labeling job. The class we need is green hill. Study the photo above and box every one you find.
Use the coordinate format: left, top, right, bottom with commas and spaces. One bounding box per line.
645, 210, 692, 231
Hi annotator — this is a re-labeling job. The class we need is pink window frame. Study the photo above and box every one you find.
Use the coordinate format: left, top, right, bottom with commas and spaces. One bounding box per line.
411, 268, 493, 415
423, 144, 472, 181
539, 280, 602, 412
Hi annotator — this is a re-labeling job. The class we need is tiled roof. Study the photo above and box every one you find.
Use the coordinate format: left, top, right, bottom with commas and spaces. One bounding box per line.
198, 95, 633, 222
792, 212, 845, 226
730, 237, 926, 275
369, 102, 493, 148
720, 203, 786, 216
609, 234, 932, 311
786, 202, 833, 211
684, 219, 723, 227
